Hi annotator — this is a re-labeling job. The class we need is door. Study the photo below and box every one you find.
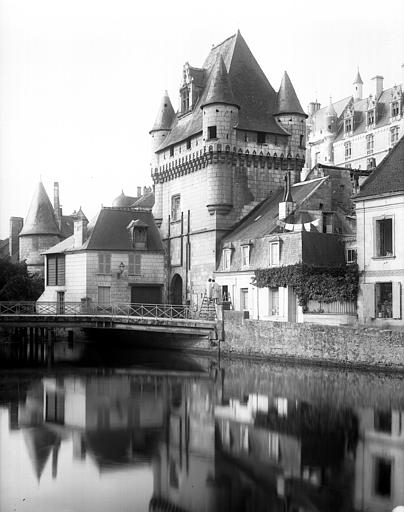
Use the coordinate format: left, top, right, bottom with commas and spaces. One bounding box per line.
171, 274, 183, 305
57, 291, 65, 314
131, 286, 162, 304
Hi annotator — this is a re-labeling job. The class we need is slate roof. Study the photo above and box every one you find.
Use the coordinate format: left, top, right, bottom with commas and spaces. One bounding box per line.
150, 91, 176, 132
43, 207, 163, 254
275, 71, 306, 116
310, 96, 352, 136
353, 69, 363, 84
157, 31, 293, 151
222, 177, 328, 243
200, 55, 238, 109
19, 182, 60, 236
354, 137, 404, 198
112, 191, 138, 207
131, 191, 155, 209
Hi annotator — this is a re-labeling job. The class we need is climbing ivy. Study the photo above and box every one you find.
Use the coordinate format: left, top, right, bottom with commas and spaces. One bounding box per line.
253, 263, 359, 310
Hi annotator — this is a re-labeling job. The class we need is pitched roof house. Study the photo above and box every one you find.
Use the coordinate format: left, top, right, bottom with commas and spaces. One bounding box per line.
38, 207, 165, 306
354, 137, 404, 326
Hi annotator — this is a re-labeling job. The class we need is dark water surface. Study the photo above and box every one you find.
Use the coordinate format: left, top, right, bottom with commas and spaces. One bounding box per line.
1, 340, 404, 512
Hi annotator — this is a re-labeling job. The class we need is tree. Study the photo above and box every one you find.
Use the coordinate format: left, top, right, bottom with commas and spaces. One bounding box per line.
0, 257, 44, 300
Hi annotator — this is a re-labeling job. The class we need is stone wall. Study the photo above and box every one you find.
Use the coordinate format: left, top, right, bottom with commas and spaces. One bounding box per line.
220, 310, 404, 370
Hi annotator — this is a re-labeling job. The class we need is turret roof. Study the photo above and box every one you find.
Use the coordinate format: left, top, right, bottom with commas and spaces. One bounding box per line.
325, 97, 337, 117
275, 71, 306, 116
150, 91, 175, 132
112, 191, 137, 208
157, 31, 292, 151
200, 55, 239, 109
353, 69, 363, 84
19, 182, 60, 236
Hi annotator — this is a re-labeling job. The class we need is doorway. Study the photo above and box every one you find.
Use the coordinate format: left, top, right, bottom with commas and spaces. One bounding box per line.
171, 274, 183, 305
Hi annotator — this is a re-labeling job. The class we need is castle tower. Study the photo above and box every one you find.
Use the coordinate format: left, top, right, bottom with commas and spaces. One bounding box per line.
275, 72, 307, 183
353, 69, 363, 100
19, 182, 62, 276
150, 91, 175, 227
200, 55, 239, 215
323, 98, 337, 164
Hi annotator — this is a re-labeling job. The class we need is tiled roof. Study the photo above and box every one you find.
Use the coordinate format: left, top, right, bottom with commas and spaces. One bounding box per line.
150, 91, 175, 132
354, 137, 404, 198
19, 182, 60, 236
43, 207, 163, 254
201, 55, 238, 109
275, 71, 306, 116
157, 31, 293, 151
131, 191, 155, 209
222, 177, 328, 243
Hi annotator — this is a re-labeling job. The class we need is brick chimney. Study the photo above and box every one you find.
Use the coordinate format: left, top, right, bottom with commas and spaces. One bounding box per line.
137, 186, 142, 197
74, 218, 88, 248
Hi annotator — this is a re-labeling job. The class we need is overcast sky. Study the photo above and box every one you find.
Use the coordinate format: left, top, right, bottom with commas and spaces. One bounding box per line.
0, 0, 403, 238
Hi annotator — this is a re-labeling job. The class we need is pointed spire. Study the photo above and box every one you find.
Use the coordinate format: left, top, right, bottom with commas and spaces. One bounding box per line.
19, 182, 60, 236
150, 91, 175, 132
276, 71, 306, 116
353, 68, 363, 85
201, 55, 239, 109
325, 96, 337, 117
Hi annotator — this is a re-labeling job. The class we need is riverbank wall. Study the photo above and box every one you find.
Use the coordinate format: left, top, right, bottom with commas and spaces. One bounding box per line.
218, 311, 404, 371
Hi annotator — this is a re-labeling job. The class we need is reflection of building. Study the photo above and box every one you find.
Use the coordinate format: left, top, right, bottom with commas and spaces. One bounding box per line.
354, 137, 404, 326
355, 408, 404, 511
38, 207, 165, 305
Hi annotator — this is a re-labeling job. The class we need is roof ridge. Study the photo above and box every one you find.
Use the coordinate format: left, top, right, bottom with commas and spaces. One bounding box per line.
210, 32, 237, 53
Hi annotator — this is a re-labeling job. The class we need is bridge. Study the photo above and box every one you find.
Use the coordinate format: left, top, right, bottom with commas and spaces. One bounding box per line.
0, 301, 218, 338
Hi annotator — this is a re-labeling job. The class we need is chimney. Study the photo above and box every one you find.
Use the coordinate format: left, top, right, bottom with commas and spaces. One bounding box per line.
279, 171, 295, 221
307, 101, 321, 117
9, 217, 23, 260
137, 186, 142, 197
74, 218, 88, 248
371, 75, 384, 99
53, 182, 62, 229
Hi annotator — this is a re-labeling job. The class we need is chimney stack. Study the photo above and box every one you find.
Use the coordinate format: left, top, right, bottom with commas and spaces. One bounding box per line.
53, 182, 62, 229
371, 75, 384, 99
279, 171, 295, 221
137, 186, 142, 197
307, 101, 321, 117
9, 217, 23, 260
74, 218, 88, 248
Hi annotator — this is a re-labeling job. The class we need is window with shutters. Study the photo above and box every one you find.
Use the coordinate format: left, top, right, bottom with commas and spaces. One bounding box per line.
98, 253, 111, 274
46, 255, 65, 286
375, 282, 392, 318
223, 249, 232, 270
128, 254, 141, 276
241, 245, 250, 268
97, 286, 111, 305
375, 217, 393, 257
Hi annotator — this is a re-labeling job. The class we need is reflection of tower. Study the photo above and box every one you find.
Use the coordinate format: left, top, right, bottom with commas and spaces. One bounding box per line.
354, 408, 404, 511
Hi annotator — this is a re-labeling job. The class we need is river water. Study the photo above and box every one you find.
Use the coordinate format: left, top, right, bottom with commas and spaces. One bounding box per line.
0, 339, 404, 512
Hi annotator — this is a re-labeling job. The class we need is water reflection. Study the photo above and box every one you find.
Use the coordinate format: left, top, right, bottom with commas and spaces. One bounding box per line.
0, 351, 403, 512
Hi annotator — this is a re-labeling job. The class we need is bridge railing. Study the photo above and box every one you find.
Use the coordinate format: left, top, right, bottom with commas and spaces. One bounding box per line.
0, 301, 205, 320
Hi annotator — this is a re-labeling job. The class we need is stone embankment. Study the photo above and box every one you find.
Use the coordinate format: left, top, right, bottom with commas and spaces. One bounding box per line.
218, 311, 404, 372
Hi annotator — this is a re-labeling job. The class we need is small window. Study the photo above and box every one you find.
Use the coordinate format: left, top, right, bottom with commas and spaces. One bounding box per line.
268, 287, 279, 316
186, 138, 191, 150
241, 245, 250, 268
98, 286, 111, 305
171, 194, 181, 222
346, 249, 356, 263
375, 218, 393, 257
46, 255, 65, 286
391, 101, 400, 117
344, 141, 351, 160
367, 109, 375, 125
299, 134, 304, 147
169, 146, 174, 157
223, 249, 232, 270
240, 288, 249, 310
128, 254, 141, 275
366, 134, 374, 155
344, 118, 352, 133
391, 126, 399, 146
257, 131, 266, 144
269, 242, 279, 266
207, 126, 217, 140
98, 254, 111, 274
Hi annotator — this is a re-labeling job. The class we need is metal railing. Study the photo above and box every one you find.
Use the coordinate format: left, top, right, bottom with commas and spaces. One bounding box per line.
0, 301, 204, 320
306, 300, 357, 315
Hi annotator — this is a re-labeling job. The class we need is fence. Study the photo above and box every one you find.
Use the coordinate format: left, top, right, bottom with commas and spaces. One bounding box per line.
306, 300, 357, 315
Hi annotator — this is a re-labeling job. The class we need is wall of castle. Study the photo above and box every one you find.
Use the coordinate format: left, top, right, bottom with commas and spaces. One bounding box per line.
19, 235, 61, 276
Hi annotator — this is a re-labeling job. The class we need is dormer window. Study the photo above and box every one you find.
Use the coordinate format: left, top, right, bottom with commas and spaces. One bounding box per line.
344, 118, 352, 133
127, 220, 148, 249
222, 248, 233, 270
241, 244, 251, 268
181, 87, 190, 113
391, 101, 400, 118
367, 109, 375, 126
269, 239, 280, 266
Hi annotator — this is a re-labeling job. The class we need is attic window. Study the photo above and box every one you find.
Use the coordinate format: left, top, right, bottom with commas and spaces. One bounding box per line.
181, 87, 190, 113
391, 101, 400, 118
367, 109, 375, 126
127, 220, 148, 250
344, 118, 352, 133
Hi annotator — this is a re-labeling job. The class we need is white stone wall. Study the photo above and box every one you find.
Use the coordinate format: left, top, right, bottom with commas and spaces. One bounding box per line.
356, 193, 404, 326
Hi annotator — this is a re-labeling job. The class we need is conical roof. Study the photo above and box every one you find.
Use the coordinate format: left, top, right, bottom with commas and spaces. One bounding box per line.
276, 71, 306, 116
112, 190, 137, 207
19, 182, 60, 236
150, 91, 175, 132
325, 97, 337, 117
201, 55, 239, 109
23, 427, 59, 481
353, 69, 363, 85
